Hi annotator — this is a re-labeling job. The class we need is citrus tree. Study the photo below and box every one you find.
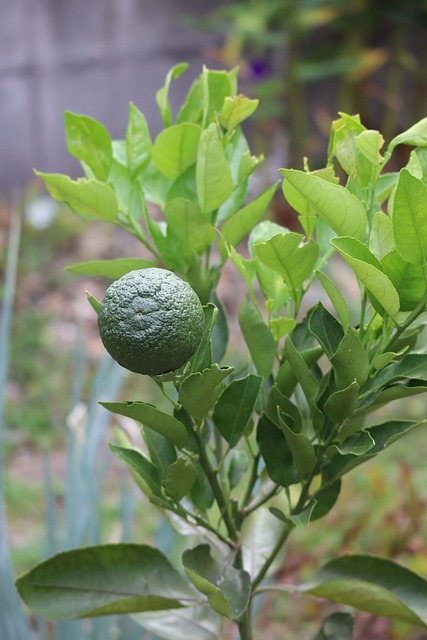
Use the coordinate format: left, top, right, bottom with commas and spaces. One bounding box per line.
16, 64, 427, 639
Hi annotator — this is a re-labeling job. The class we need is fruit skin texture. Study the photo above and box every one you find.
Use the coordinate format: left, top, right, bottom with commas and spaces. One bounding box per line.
97, 268, 205, 376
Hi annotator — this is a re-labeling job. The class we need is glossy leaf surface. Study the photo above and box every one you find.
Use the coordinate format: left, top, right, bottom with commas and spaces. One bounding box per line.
302, 554, 427, 626
64, 111, 112, 181
101, 401, 188, 449
238, 297, 276, 378
280, 169, 367, 240
16, 544, 194, 620
213, 374, 262, 448
35, 172, 118, 222
182, 545, 250, 620
179, 364, 234, 421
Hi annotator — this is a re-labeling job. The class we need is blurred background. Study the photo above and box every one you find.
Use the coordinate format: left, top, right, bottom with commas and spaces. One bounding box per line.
1, 1, 427, 639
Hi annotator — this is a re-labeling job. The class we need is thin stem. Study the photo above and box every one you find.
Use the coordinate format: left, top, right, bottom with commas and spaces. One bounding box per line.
358, 289, 368, 342
243, 483, 281, 517
237, 600, 253, 640
305, 247, 335, 288
175, 505, 233, 548
251, 521, 295, 591
126, 214, 162, 262
240, 454, 260, 510
386, 290, 427, 351
193, 427, 239, 544
251, 420, 340, 592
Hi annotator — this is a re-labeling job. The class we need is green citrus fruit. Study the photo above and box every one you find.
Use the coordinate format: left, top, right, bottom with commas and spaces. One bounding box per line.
97, 268, 204, 376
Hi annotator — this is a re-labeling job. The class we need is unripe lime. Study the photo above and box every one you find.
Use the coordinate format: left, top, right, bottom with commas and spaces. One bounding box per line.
97, 268, 204, 376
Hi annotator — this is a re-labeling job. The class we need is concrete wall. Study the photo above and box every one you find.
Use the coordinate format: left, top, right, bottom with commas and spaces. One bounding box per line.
0, 0, 224, 192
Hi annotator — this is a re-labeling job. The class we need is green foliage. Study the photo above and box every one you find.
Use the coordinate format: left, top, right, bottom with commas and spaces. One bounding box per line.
19, 65, 427, 639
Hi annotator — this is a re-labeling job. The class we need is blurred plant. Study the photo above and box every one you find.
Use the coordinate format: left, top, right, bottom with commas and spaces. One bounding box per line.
200, 0, 427, 168
0, 201, 158, 639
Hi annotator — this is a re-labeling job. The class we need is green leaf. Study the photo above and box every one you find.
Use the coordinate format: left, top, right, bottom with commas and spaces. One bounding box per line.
324, 420, 425, 483
316, 271, 350, 330
277, 411, 317, 479
270, 503, 315, 528
202, 67, 238, 126
333, 431, 375, 456
280, 167, 336, 235
35, 172, 118, 222
109, 444, 166, 502
219, 182, 278, 260
406, 147, 427, 180
66, 258, 155, 279
153, 124, 201, 181
360, 382, 427, 413
280, 169, 367, 240
219, 95, 259, 131
156, 62, 189, 127
162, 457, 196, 502
238, 151, 264, 183
217, 179, 249, 224
140, 161, 172, 208
365, 353, 427, 393
133, 605, 221, 640
86, 291, 101, 314
229, 247, 257, 294
100, 401, 188, 449
64, 111, 112, 181
356, 129, 384, 166
16, 544, 194, 620
311, 611, 354, 640
227, 450, 249, 489
143, 428, 176, 480
266, 385, 303, 432
144, 214, 186, 272
283, 338, 321, 418
213, 374, 262, 448
375, 172, 399, 205
196, 124, 234, 213
330, 328, 369, 389
224, 127, 250, 184
254, 232, 319, 292
308, 303, 344, 358
179, 364, 234, 421
164, 198, 216, 260
126, 102, 152, 176
107, 159, 143, 219
176, 78, 204, 125
276, 345, 324, 398
256, 414, 295, 487
369, 211, 395, 260
311, 480, 341, 522
324, 380, 360, 423
332, 119, 373, 186
238, 296, 276, 378
301, 554, 427, 626
270, 317, 297, 340
182, 544, 250, 620
189, 303, 217, 373
381, 249, 427, 311
388, 117, 427, 152
241, 508, 284, 578
330, 236, 400, 318
392, 169, 427, 266
371, 349, 406, 372
211, 293, 229, 363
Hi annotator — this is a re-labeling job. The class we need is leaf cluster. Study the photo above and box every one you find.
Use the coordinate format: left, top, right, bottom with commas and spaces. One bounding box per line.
18, 67, 427, 638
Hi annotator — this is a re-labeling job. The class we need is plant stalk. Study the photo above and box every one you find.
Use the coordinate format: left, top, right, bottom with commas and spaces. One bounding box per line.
193, 427, 239, 543
251, 521, 295, 591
